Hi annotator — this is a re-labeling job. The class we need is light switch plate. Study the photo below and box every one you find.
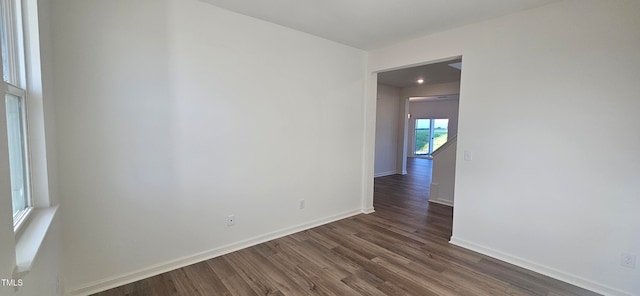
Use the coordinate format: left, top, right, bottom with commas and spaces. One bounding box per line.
464, 150, 473, 161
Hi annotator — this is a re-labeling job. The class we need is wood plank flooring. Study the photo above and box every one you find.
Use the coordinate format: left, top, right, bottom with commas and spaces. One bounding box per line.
94, 158, 600, 296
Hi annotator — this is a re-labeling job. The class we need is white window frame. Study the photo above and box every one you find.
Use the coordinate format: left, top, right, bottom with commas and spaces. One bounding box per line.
1, 0, 25, 86
1, 0, 33, 233
7, 85, 32, 232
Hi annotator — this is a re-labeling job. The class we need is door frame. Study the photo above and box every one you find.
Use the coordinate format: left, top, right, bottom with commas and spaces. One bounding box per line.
363, 55, 462, 214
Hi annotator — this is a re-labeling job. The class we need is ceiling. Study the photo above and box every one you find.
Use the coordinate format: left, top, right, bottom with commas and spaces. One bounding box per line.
378, 59, 462, 88
201, 0, 560, 50
409, 94, 459, 102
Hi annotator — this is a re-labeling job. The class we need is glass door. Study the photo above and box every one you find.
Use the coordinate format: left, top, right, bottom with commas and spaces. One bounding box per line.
415, 119, 431, 155
432, 119, 449, 151
414, 118, 449, 156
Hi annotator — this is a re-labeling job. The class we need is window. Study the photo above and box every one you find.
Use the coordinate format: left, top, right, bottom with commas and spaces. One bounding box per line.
1, 0, 24, 85
6, 92, 30, 227
1, 0, 32, 230
414, 118, 449, 155
432, 119, 449, 151
415, 119, 431, 155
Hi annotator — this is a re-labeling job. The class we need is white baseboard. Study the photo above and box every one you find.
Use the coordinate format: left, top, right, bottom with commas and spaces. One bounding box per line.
69, 208, 363, 296
449, 237, 632, 296
428, 199, 453, 207
374, 170, 397, 178
363, 206, 375, 214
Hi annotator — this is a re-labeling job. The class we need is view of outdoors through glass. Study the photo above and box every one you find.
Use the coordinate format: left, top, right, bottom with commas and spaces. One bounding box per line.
415, 118, 448, 155
5, 94, 27, 217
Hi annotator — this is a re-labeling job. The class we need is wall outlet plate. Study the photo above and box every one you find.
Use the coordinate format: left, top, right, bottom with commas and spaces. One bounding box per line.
621, 252, 636, 269
227, 215, 235, 226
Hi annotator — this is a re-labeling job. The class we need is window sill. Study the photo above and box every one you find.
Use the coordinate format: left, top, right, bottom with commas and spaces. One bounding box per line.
13, 205, 58, 277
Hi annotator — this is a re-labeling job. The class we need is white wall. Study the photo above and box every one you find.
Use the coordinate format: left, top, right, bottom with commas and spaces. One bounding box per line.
374, 84, 400, 177
366, 1, 640, 295
407, 98, 459, 157
36, 0, 59, 209
51, 0, 366, 293
429, 138, 457, 206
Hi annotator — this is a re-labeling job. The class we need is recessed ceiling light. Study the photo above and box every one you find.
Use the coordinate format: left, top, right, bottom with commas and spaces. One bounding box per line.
417, 79, 424, 84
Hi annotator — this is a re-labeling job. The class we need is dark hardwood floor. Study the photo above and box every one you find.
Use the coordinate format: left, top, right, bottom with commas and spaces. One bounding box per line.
94, 158, 599, 296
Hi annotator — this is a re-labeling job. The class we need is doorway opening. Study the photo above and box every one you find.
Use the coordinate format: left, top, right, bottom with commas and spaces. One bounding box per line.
372, 56, 462, 240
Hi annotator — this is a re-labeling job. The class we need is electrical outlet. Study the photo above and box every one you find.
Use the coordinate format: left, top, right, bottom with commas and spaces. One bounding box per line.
299, 199, 305, 209
227, 215, 235, 226
621, 252, 636, 269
